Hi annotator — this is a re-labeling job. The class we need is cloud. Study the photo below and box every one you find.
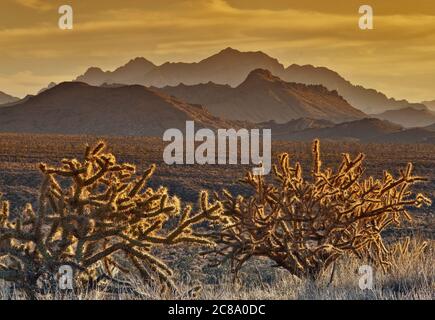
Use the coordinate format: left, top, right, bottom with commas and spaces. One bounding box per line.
0, 0, 435, 101
225, 0, 435, 15
14, 0, 54, 11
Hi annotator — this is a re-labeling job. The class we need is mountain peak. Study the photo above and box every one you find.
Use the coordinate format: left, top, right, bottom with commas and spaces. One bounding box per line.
213, 47, 278, 61
241, 69, 281, 86
247, 68, 276, 79
38, 81, 90, 94
202, 47, 282, 67
121, 57, 155, 69
84, 67, 105, 75
218, 47, 241, 55
160, 69, 365, 124
130, 56, 151, 62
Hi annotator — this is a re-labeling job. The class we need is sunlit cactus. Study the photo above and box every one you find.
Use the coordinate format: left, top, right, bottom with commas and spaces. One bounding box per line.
0, 141, 222, 298
207, 139, 432, 280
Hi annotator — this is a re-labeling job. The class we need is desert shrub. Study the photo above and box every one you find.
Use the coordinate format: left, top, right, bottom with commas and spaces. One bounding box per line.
207, 140, 431, 280
0, 142, 221, 298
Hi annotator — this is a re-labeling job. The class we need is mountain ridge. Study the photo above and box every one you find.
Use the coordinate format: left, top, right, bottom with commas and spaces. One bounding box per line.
282, 64, 427, 114
279, 118, 403, 142
74, 48, 423, 114
0, 82, 239, 136
158, 69, 366, 124
1, 82, 433, 144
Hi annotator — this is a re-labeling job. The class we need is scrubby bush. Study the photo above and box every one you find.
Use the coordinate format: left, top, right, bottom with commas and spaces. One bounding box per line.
0, 142, 221, 298
207, 140, 431, 280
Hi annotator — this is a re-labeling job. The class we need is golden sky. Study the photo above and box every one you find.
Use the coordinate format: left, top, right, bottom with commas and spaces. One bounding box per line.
1, 0, 435, 102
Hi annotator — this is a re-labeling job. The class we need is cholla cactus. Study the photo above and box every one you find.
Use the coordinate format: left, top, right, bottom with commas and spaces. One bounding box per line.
208, 140, 431, 280
0, 142, 221, 298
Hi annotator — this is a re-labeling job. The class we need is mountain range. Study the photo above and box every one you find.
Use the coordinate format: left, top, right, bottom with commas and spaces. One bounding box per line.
0, 82, 238, 136
157, 69, 365, 123
75, 47, 424, 114
0, 81, 433, 144
1, 47, 434, 143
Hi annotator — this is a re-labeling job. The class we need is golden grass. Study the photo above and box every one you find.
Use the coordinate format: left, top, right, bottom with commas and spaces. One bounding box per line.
1, 238, 433, 300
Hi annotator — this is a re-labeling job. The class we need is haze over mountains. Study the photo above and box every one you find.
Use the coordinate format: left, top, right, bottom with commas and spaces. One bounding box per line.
374, 107, 435, 128
0, 91, 19, 105
158, 69, 365, 123
1, 47, 434, 143
282, 64, 427, 114
423, 100, 435, 111
258, 118, 334, 139
272, 118, 402, 142
75, 48, 424, 115
76, 48, 284, 88
262, 118, 435, 144
0, 82, 238, 136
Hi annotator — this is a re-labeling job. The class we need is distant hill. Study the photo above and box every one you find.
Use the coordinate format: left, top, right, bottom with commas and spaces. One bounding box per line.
373, 107, 435, 128
263, 117, 435, 144
0, 82, 238, 136
422, 100, 435, 111
75, 48, 422, 114
280, 118, 403, 142
259, 118, 334, 133
0, 91, 19, 105
376, 128, 435, 144
159, 69, 366, 123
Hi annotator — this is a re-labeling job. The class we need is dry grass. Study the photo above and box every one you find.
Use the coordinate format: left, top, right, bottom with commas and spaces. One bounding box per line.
1, 239, 433, 300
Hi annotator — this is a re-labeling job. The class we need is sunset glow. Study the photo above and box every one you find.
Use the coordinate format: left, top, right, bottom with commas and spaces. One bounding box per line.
1, 0, 435, 101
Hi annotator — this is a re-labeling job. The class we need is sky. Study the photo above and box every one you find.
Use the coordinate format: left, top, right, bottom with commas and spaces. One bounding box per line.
0, 0, 434, 102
